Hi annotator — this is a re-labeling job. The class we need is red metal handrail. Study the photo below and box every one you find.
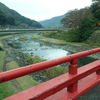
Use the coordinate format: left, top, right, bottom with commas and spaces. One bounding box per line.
1, 48, 100, 100
0, 48, 100, 83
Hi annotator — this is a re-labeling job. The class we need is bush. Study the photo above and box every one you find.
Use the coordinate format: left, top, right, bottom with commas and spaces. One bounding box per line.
43, 32, 57, 38
43, 65, 68, 79
26, 55, 44, 64
18, 36, 27, 41
43, 29, 81, 42
65, 29, 80, 42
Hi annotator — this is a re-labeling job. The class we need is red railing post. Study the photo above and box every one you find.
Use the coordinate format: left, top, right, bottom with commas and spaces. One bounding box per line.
96, 69, 100, 75
67, 59, 78, 93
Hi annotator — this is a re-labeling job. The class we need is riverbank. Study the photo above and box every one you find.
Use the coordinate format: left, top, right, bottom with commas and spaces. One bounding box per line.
33, 34, 91, 46
0, 35, 40, 99
33, 34, 100, 59
34, 34, 67, 45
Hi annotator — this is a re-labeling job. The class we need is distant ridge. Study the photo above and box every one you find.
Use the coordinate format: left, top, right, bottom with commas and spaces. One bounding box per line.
39, 14, 66, 28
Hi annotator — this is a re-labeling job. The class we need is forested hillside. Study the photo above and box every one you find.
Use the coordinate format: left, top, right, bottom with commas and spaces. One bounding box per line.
0, 2, 43, 28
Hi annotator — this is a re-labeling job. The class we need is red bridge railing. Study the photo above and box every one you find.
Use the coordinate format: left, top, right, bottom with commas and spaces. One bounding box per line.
1, 48, 100, 100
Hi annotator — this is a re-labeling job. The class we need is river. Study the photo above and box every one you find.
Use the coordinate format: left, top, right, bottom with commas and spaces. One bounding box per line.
7, 34, 97, 67
5, 34, 100, 100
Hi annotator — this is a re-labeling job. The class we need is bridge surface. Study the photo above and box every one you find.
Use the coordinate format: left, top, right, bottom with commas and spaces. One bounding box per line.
0, 47, 100, 99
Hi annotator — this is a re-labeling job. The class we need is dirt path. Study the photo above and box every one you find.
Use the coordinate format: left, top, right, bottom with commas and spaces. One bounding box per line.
2, 51, 12, 71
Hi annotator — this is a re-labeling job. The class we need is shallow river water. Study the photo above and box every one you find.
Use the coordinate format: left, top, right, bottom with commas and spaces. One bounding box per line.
19, 40, 69, 60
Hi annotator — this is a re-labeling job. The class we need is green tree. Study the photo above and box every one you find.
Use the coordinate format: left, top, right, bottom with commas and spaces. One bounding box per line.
19, 23, 27, 29
80, 18, 93, 41
61, 7, 92, 28
6, 15, 15, 25
0, 9, 6, 25
92, 0, 100, 2
0, 9, 15, 26
91, 2, 100, 20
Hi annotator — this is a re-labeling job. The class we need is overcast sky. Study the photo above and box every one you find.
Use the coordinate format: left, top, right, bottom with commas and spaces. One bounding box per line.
0, 0, 92, 21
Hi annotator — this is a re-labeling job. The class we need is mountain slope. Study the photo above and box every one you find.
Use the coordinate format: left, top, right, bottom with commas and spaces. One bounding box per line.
0, 2, 43, 28
39, 14, 66, 28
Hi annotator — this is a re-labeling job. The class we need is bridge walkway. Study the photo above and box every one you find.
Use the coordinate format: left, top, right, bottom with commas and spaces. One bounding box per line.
78, 84, 100, 100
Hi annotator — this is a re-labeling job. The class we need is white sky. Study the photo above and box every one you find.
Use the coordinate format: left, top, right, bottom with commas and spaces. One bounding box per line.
0, 0, 92, 21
